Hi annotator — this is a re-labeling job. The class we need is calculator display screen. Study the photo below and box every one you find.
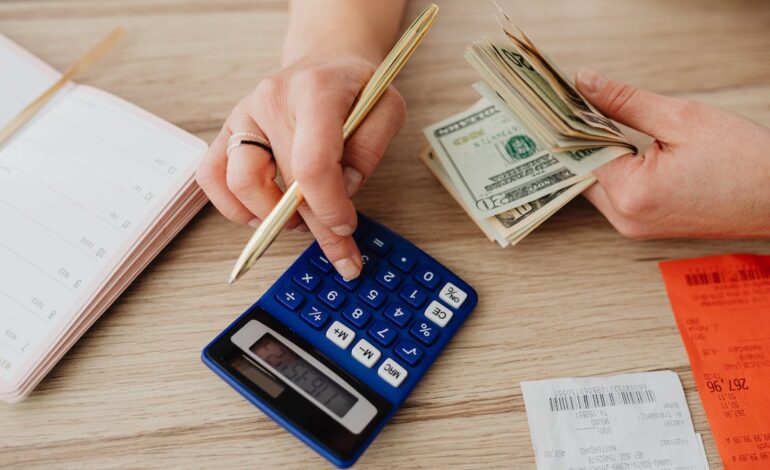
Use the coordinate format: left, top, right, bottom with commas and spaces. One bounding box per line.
251, 334, 358, 417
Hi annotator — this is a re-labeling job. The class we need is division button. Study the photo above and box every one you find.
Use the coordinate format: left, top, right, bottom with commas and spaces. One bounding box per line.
276, 287, 304, 311
351, 339, 381, 368
377, 358, 408, 388
326, 321, 355, 349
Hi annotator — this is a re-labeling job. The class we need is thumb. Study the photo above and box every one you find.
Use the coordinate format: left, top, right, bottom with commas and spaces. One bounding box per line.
576, 68, 684, 140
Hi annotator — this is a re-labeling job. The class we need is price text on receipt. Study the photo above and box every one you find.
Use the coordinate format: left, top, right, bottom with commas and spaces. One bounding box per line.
660, 254, 770, 469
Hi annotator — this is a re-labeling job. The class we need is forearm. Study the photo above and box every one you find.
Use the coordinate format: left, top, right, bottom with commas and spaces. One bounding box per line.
283, 0, 407, 66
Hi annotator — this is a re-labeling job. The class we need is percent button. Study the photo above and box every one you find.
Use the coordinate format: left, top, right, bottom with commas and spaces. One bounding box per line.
409, 320, 438, 346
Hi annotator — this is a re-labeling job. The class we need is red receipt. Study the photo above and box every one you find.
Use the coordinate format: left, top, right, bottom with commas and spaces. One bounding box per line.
660, 254, 770, 469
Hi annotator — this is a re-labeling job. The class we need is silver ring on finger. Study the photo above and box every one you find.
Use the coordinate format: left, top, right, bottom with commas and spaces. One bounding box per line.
226, 131, 273, 158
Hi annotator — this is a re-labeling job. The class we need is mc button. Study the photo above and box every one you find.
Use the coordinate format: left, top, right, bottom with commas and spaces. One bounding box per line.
377, 358, 407, 388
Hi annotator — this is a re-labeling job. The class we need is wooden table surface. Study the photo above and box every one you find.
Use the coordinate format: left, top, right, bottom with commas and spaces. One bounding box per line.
2, 0, 769, 468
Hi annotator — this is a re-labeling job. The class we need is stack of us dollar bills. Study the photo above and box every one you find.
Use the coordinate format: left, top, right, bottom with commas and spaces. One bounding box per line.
421, 7, 635, 248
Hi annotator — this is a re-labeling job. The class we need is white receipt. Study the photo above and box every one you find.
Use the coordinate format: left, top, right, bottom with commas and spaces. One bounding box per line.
521, 371, 709, 470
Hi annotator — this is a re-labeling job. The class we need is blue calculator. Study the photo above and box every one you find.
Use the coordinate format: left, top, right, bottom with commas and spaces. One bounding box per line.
202, 213, 477, 467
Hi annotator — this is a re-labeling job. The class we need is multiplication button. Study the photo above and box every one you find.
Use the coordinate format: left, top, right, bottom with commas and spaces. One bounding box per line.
326, 321, 355, 349
439, 282, 467, 309
351, 339, 381, 368
292, 269, 321, 292
424, 300, 453, 327
377, 358, 407, 388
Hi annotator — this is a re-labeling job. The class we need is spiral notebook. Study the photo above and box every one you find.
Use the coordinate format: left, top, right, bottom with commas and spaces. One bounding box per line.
0, 35, 208, 402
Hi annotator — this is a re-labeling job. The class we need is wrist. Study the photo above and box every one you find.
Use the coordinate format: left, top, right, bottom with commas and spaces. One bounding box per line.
282, 37, 386, 69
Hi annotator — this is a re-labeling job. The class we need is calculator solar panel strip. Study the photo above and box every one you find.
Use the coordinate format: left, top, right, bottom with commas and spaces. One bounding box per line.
202, 213, 477, 468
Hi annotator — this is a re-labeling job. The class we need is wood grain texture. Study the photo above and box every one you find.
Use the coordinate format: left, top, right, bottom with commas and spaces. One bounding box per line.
1, 0, 769, 468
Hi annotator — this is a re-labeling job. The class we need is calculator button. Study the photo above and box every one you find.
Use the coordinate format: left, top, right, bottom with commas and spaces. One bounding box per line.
360, 252, 377, 274
300, 305, 330, 329
374, 266, 402, 291
326, 321, 355, 349
359, 282, 386, 309
342, 305, 371, 328
310, 253, 333, 274
439, 282, 467, 309
318, 286, 347, 310
378, 358, 408, 388
365, 234, 391, 256
394, 339, 424, 366
389, 251, 416, 273
351, 339, 381, 368
292, 269, 321, 292
333, 272, 361, 291
400, 284, 427, 308
368, 321, 397, 347
410, 320, 439, 346
424, 300, 454, 328
414, 266, 442, 290
383, 303, 412, 328
276, 287, 304, 311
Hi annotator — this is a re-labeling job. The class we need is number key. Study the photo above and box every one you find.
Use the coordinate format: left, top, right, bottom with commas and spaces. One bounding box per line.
400, 284, 427, 308
368, 321, 397, 347
334, 272, 361, 291
414, 266, 441, 290
318, 286, 346, 310
342, 305, 371, 328
358, 282, 386, 309
375, 266, 402, 291
383, 303, 412, 327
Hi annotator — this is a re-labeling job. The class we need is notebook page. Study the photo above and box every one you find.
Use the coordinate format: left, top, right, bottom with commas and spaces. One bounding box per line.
0, 34, 64, 125
0, 81, 206, 388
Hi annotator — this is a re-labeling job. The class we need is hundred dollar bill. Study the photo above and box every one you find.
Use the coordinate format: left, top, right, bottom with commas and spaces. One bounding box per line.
423, 94, 625, 218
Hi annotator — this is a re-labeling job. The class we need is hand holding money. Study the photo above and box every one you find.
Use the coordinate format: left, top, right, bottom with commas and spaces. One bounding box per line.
422, 7, 770, 246
575, 68, 770, 239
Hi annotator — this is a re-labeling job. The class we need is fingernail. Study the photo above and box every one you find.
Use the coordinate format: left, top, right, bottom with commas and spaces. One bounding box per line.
292, 222, 309, 232
331, 224, 354, 236
577, 68, 607, 94
248, 218, 260, 228
343, 167, 363, 197
334, 258, 361, 280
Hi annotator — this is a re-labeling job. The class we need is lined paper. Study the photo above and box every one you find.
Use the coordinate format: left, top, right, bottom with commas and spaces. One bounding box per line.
0, 36, 206, 392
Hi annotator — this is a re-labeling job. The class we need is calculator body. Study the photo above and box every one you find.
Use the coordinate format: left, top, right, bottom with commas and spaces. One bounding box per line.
202, 213, 477, 468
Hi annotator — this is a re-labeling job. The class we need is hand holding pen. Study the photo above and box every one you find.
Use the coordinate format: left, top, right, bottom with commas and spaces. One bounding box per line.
196, 0, 414, 281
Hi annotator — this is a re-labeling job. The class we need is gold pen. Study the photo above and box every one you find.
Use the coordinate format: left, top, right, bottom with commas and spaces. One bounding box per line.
229, 3, 439, 284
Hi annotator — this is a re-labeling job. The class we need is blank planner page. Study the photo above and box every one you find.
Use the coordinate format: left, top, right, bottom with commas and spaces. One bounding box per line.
0, 37, 206, 391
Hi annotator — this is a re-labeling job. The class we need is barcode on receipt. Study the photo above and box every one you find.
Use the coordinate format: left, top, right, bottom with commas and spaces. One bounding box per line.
548, 389, 657, 412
